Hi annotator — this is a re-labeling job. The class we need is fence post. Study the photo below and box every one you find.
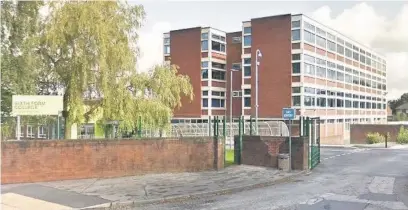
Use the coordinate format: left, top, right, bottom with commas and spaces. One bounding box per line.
238, 116, 242, 164
299, 116, 303, 137
222, 116, 226, 137
249, 116, 253, 136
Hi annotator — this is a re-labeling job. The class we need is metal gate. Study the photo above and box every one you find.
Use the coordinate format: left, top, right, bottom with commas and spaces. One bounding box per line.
309, 117, 321, 169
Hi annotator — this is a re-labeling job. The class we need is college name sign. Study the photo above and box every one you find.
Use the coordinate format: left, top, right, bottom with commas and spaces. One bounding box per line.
12, 95, 63, 116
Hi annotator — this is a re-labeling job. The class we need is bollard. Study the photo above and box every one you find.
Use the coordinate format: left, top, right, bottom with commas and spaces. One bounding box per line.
385, 133, 388, 148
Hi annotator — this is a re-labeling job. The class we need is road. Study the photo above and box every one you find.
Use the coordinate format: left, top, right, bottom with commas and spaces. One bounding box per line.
142, 147, 408, 210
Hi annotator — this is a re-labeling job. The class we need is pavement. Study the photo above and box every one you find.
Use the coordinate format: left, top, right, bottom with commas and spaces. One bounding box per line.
1, 165, 302, 210
139, 146, 408, 210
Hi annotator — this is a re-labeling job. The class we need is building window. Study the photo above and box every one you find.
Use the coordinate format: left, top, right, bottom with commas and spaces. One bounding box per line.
203, 91, 208, 96
244, 66, 251, 76
38, 126, 46, 138
345, 100, 352, 108
317, 97, 326, 107
292, 63, 300, 74
353, 76, 359, 85
337, 99, 344, 107
232, 63, 241, 70
212, 91, 225, 96
212, 41, 225, 52
316, 27, 326, 37
327, 69, 336, 80
212, 62, 225, 70
316, 58, 326, 66
304, 63, 315, 76
316, 67, 326, 78
304, 87, 315, 94
337, 37, 345, 45
244, 89, 251, 95
244, 97, 251, 107
360, 55, 366, 64
304, 96, 315, 107
292, 21, 301, 28
202, 98, 208, 107
292, 54, 301, 61
316, 36, 326, 48
292, 30, 300, 41
27, 125, 34, 138
244, 35, 251, 46
164, 45, 170, 54
317, 89, 326, 95
337, 72, 344, 82
201, 61, 208, 68
211, 99, 225, 108
304, 54, 315, 63
328, 98, 335, 107
337, 44, 344, 55
328, 41, 336, 52
164, 38, 170, 45
345, 42, 352, 48
201, 40, 208, 51
232, 37, 241, 43
304, 30, 315, 43
353, 52, 359, 61
201, 69, 208, 79
304, 21, 315, 31
243, 27, 251, 34
292, 87, 301, 93
212, 70, 226, 80
353, 101, 359, 108
345, 74, 352, 84
244, 58, 251, 65
327, 32, 335, 41
327, 61, 336, 69
345, 48, 352, 58
292, 96, 301, 106
201, 33, 209, 40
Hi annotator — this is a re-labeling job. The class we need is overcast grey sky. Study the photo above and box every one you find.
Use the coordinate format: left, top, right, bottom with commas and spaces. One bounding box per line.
133, 1, 408, 100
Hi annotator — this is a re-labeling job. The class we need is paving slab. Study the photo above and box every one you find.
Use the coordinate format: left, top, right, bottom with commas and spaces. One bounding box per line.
1, 165, 304, 209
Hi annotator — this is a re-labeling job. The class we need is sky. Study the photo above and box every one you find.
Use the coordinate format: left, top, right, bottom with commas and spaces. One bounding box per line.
133, 0, 407, 100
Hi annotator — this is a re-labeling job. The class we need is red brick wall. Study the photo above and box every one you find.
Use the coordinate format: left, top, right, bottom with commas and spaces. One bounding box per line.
170, 28, 202, 118
251, 14, 292, 118
227, 31, 243, 118
1, 137, 224, 184
237, 136, 308, 170
350, 124, 408, 144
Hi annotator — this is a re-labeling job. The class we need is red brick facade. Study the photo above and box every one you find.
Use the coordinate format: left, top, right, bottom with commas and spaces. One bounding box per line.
227, 31, 243, 118
1, 137, 224, 184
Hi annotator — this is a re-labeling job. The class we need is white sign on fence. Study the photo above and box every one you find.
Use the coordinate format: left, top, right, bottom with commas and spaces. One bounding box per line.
12, 95, 63, 116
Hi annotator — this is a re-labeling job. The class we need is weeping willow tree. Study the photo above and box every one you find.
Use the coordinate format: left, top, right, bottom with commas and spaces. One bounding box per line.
37, 1, 193, 138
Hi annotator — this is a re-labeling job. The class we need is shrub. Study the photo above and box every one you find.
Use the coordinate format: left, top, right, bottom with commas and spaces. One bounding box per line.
396, 126, 408, 144
366, 132, 385, 144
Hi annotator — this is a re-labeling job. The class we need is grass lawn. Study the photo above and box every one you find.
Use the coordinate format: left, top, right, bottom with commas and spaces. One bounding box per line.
225, 149, 235, 167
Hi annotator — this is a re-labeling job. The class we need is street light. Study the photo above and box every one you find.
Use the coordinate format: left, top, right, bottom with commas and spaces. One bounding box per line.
255, 49, 262, 135
230, 68, 239, 144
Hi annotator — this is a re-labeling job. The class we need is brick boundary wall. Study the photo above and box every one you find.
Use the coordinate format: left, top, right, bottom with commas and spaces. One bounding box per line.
1, 137, 224, 184
237, 136, 309, 171
350, 124, 408, 144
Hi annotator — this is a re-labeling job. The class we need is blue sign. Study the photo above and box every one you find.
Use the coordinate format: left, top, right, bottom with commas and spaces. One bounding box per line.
282, 108, 296, 120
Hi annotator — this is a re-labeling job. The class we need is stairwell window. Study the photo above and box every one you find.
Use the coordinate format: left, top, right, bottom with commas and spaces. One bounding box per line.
201, 40, 208, 51
292, 63, 300, 74
244, 35, 251, 47
292, 30, 300, 41
244, 66, 251, 76
244, 97, 251, 107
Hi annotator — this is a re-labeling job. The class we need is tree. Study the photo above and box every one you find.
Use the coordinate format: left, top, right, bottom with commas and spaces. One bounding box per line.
389, 93, 408, 114
37, 1, 193, 138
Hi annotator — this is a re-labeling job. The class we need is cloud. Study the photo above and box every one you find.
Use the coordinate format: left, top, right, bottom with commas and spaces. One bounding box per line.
137, 22, 171, 73
311, 3, 408, 100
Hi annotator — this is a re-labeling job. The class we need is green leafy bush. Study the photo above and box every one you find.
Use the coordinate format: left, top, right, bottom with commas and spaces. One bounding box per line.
396, 126, 408, 144
366, 132, 385, 144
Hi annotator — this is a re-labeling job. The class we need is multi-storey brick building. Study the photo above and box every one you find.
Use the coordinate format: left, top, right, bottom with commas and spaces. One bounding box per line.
163, 14, 387, 144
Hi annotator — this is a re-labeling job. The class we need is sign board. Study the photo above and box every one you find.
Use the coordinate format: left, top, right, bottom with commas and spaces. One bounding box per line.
12, 95, 63, 116
282, 108, 296, 120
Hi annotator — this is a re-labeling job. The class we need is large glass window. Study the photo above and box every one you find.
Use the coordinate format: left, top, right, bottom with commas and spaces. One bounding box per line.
328, 98, 335, 107
243, 27, 251, 34
360, 55, 366, 64
345, 74, 352, 84
304, 54, 315, 63
201, 40, 208, 50
304, 87, 316, 94
353, 52, 359, 61
292, 54, 301, 61
292, 21, 301, 28
304, 30, 315, 43
316, 58, 326, 66
345, 48, 352, 58
317, 97, 326, 107
212, 62, 225, 70
164, 45, 170, 54
212, 70, 225, 80
353, 76, 359, 85
304, 96, 315, 107
244, 66, 251, 76
304, 63, 315, 76
292, 30, 300, 41
304, 21, 315, 31
353, 101, 359, 108
244, 97, 251, 107
345, 100, 352, 108
337, 99, 344, 107
316, 67, 326, 78
202, 98, 208, 107
292, 63, 300, 74
328, 69, 336, 80
201, 61, 208, 68
212, 41, 225, 52
327, 61, 336, 69
244, 35, 251, 46
292, 96, 301, 106
337, 44, 344, 55
316, 36, 326, 48
201, 33, 209, 40
211, 99, 225, 108
292, 87, 301, 93
201, 69, 208, 79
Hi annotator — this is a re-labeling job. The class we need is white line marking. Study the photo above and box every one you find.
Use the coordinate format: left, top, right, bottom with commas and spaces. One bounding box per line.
368, 176, 395, 194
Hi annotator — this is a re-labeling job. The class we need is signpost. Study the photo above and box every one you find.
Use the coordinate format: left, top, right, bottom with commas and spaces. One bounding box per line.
282, 108, 296, 172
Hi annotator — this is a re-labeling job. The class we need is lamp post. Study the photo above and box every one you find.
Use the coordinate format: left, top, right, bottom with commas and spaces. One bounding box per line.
255, 49, 262, 135
230, 68, 239, 145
